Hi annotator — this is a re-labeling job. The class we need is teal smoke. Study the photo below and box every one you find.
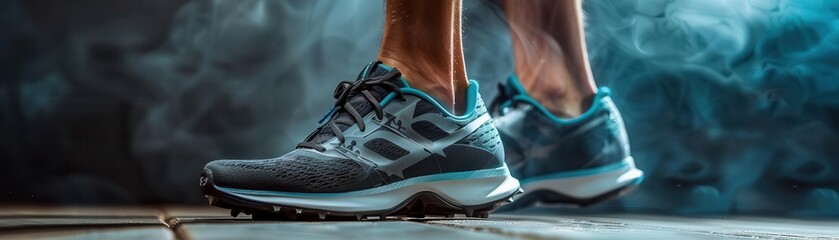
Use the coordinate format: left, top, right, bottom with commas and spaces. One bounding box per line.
582, 0, 839, 215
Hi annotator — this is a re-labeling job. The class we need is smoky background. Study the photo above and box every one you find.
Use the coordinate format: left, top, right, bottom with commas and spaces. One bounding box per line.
1, 0, 838, 216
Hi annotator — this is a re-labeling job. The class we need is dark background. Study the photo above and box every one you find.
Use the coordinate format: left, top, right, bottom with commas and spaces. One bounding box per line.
2, 0, 838, 216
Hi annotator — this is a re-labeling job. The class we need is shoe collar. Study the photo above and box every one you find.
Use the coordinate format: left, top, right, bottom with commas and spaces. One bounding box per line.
377, 63, 480, 121
503, 75, 614, 125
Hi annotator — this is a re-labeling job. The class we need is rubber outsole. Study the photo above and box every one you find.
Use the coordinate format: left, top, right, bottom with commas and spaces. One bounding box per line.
200, 170, 523, 220
496, 177, 643, 211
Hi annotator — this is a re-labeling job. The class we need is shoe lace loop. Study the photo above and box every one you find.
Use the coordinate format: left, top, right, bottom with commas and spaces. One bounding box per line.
297, 69, 405, 152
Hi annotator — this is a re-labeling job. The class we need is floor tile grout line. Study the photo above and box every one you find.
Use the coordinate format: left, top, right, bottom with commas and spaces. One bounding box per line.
158, 207, 191, 240
167, 219, 192, 240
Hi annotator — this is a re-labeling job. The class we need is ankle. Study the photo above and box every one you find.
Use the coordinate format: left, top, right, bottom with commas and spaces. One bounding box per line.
520, 73, 596, 118
533, 90, 595, 118
377, 0, 468, 114
378, 56, 457, 111
514, 52, 597, 117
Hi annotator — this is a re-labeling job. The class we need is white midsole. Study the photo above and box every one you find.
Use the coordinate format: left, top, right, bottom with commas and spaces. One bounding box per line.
216, 167, 521, 213
518, 156, 644, 199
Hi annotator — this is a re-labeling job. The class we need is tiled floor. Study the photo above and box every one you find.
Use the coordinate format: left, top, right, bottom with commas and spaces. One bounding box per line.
0, 206, 836, 240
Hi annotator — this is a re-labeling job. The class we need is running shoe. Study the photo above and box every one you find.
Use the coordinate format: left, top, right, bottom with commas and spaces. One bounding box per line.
200, 61, 521, 220
490, 76, 644, 210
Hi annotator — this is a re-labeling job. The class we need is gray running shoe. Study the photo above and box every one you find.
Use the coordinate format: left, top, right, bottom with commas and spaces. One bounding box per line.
490, 76, 644, 209
200, 62, 521, 220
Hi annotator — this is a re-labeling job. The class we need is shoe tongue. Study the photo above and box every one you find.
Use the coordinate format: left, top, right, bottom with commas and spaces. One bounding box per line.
308, 61, 404, 145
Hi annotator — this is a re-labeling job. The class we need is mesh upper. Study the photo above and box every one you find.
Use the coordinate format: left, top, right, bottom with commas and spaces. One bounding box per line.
457, 120, 502, 153
207, 152, 376, 192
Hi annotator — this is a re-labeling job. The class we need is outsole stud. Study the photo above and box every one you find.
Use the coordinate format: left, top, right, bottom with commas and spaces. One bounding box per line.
464, 207, 475, 217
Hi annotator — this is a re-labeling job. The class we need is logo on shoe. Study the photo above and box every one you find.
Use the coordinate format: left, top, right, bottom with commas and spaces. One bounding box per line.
381, 112, 406, 132
199, 176, 208, 186
341, 140, 361, 154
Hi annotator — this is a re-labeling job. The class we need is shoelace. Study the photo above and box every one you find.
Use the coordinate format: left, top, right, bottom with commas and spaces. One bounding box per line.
296, 69, 406, 152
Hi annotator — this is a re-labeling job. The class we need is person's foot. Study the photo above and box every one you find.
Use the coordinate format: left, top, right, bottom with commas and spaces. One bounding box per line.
489, 76, 644, 210
200, 62, 521, 220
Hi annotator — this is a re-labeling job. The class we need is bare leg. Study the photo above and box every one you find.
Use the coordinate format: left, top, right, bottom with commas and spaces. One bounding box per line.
504, 0, 597, 118
379, 0, 469, 114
